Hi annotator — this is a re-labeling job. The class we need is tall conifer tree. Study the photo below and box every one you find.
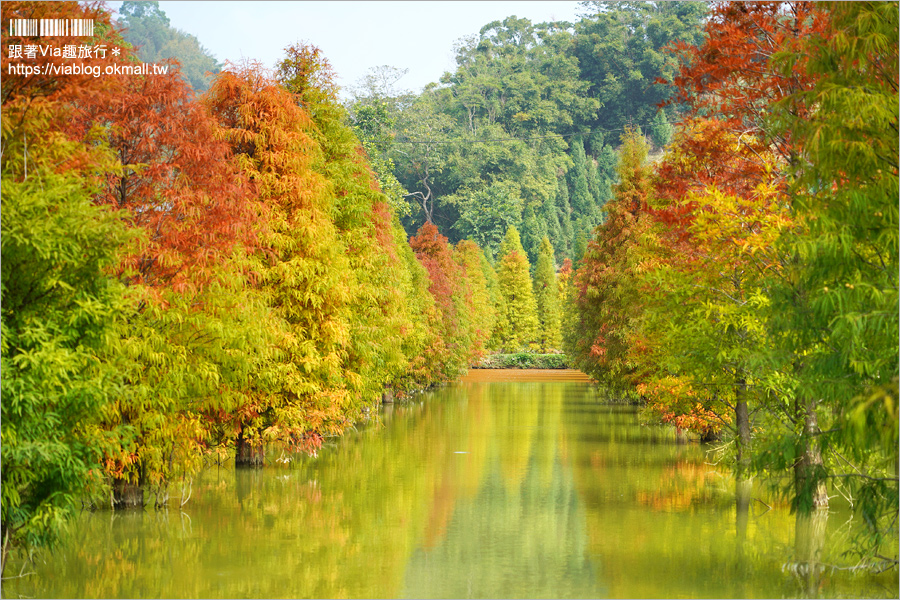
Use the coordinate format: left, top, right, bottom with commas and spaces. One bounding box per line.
495, 227, 539, 351
542, 184, 563, 259
568, 136, 594, 222
556, 175, 574, 257
565, 126, 653, 393
453, 240, 496, 359
533, 237, 562, 351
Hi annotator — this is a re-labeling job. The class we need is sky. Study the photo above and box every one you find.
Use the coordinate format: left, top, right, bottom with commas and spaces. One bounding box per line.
107, 1, 585, 97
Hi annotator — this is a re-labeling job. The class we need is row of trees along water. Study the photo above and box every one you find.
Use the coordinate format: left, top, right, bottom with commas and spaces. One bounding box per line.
0, 0, 590, 573
563, 1, 898, 571
350, 1, 897, 571
1, 0, 897, 577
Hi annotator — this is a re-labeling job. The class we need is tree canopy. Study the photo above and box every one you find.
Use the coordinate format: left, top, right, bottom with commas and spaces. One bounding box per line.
2, 0, 896, 578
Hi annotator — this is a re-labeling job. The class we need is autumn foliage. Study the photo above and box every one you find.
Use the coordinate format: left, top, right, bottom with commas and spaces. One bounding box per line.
3, 0, 897, 575
67, 68, 256, 294
0, 1, 498, 568
566, 126, 655, 394
665, 1, 829, 160
409, 222, 482, 381
565, 0, 898, 563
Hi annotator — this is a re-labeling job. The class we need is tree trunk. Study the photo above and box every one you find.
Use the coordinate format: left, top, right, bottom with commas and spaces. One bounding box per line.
112, 477, 144, 510
794, 397, 828, 510
2, 527, 10, 578
382, 386, 394, 404
235, 427, 265, 468
735, 377, 751, 477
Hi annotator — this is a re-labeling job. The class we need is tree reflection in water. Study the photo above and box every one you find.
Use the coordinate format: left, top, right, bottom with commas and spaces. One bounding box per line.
3, 374, 896, 598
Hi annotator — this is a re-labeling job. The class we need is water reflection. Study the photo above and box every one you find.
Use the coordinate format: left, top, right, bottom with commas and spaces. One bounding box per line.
403, 381, 605, 598
3, 374, 896, 599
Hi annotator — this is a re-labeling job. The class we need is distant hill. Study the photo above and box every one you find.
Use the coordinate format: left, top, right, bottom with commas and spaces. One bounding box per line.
115, 0, 221, 92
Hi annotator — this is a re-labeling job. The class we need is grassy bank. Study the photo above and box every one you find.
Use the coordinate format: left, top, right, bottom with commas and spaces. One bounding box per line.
473, 353, 570, 370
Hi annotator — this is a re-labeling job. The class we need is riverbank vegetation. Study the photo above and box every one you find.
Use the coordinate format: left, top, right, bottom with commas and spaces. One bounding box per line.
1, 0, 505, 570
564, 1, 898, 570
1, 0, 896, 578
474, 353, 569, 370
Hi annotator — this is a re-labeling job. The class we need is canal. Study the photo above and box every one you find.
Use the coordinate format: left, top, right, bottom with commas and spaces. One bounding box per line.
3, 371, 896, 598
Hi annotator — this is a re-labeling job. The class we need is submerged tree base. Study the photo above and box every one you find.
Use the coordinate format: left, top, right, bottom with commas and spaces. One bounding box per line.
112, 479, 144, 510
235, 434, 266, 468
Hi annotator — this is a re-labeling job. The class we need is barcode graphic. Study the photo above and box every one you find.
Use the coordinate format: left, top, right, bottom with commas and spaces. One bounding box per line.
8, 19, 94, 37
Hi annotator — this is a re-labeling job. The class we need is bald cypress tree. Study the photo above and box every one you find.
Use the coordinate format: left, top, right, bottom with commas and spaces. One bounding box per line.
533, 236, 562, 351
495, 227, 539, 351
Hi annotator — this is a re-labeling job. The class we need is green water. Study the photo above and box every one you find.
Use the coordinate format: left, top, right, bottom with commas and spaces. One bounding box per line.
3, 376, 897, 598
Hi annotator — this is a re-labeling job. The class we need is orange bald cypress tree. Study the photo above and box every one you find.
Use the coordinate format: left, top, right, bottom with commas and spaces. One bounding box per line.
2, 0, 271, 520
204, 62, 353, 464
566, 127, 655, 394
409, 222, 474, 382
62, 50, 265, 500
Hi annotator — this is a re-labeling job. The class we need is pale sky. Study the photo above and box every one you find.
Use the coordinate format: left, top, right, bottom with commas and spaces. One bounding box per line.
107, 1, 585, 97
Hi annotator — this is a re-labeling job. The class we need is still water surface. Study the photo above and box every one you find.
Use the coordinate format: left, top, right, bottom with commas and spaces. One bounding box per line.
5, 372, 897, 598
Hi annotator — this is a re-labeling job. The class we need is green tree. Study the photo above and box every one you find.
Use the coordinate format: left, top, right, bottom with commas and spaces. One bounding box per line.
480, 249, 506, 351
651, 0, 896, 566
594, 139, 617, 185
494, 226, 540, 351
541, 182, 563, 258
393, 91, 455, 229
347, 66, 412, 216
390, 14, 596, 255
568, 135, 596, 223
450, 181, 523, 259
649, 109, 673, 149
444, 16, 597, 137
766, 0, 899, 545
555, 174, 575, 256
572, 221, 589, 267
1, 106, 135, 572
574, 1, 707, 133
584, 150, 603, 206
533, 237, 562, 351
519, 204, 548, 267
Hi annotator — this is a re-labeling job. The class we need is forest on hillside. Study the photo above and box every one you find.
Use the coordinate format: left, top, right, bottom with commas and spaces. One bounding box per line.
346, 2, 706, 265
2, 0, 897, 577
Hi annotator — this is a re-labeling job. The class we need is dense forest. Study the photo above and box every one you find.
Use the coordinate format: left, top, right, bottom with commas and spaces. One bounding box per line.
1, 0, 897, 577
347, 2, 706, 264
